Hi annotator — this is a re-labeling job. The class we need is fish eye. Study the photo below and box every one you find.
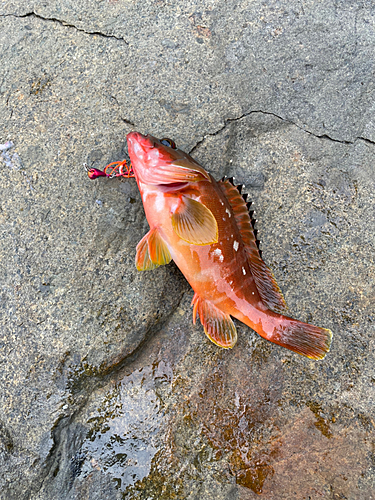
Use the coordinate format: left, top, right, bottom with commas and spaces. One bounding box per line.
160, 138, 177, 149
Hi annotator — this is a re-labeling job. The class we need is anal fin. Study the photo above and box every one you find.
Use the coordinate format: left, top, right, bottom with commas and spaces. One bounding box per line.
192, 293, 237, 349
136, 228, 172, 271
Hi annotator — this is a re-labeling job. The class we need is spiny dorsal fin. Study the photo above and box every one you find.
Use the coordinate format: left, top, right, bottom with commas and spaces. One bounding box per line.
218, 178, 288, 314
222, 177, 262, 253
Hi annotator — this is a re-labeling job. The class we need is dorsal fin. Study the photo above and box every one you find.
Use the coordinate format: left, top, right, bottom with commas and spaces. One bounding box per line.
221, 177, 262, 253
218, 179, 288, 314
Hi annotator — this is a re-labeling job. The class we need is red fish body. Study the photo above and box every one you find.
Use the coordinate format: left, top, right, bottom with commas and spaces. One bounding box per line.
102, 132, 332, 359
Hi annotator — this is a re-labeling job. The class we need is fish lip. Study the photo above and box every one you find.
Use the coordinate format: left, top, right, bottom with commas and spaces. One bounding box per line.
127, 132, 155, 152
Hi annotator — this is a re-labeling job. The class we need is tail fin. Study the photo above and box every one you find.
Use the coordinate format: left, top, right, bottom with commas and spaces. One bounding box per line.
268, 317, 333, 360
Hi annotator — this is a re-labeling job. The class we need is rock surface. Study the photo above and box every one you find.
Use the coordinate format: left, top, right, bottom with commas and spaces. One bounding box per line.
0, 1, 374, 499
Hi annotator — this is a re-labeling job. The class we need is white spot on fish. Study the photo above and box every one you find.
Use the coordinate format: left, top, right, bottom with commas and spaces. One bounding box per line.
213, 248, 222, 257
233, 241, 239, 252
252, 292, 254, 295
225, 208, 231, 218
219, 254, 224, 262
155, 191, 166, 212
220, 200, 224, 206
242, 267, 246, 275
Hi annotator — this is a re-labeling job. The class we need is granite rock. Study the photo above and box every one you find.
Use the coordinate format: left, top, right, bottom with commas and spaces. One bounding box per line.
0, 1, 374, 499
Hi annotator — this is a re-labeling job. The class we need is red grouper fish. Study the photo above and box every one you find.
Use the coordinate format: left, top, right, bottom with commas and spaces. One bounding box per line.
89, 132, 333, 359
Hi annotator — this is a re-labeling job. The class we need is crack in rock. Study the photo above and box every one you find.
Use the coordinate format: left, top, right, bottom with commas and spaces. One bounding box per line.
2, 11, 128, 44
122, 117, 136, 127
189, 110, 375, 154
356, 136, 375, 146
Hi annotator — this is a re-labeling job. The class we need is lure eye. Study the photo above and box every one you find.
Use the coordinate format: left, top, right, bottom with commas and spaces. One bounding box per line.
160, 138, 177, 149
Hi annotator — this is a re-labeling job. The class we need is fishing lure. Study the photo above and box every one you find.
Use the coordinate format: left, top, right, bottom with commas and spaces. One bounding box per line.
88, 132, 332, 359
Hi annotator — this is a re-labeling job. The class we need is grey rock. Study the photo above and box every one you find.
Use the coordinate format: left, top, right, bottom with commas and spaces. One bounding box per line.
0, 1, 374, 499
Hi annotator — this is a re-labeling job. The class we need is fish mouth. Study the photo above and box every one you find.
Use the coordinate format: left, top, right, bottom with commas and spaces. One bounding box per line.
127, 132, 155, 153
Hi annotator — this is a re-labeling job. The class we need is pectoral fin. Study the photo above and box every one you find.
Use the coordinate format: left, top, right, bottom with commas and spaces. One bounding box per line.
147, 228, 172, 266
136, 228, 171, 271
171, 196, 218, 245
192, 293, 237, 348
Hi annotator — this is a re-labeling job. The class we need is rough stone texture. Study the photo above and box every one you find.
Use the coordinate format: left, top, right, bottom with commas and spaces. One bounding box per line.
0, 1, 374, 499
